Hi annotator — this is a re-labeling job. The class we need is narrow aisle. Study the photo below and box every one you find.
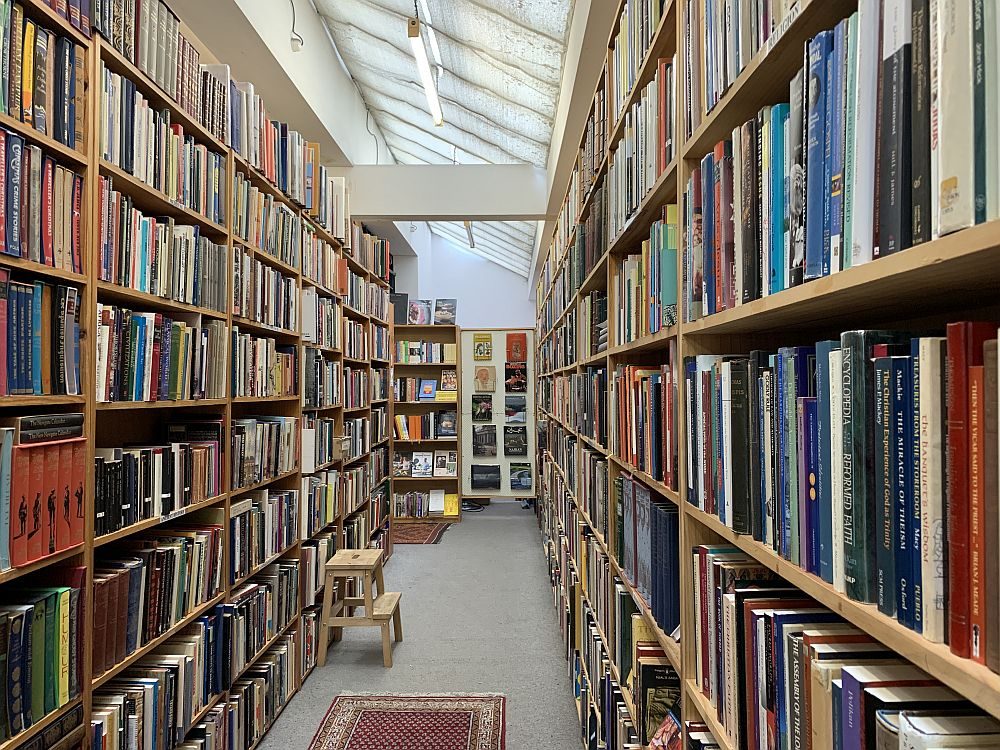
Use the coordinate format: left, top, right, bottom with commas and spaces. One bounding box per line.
261, 502, 580, 749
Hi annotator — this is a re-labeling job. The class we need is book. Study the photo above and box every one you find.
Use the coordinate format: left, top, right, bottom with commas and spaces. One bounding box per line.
509, 463, 532, 491
433, 298, 456, 325
470, 464, 501, 490
472, 395, 493, 422
504, 363, 527, 393
472, 425, 497, 457
503, 426, 528, 457
473, 365, 496, 393
406, 299, 432, 325
506, 332, 528, 362
410, 451, 433, 478
418, 379, 437, 400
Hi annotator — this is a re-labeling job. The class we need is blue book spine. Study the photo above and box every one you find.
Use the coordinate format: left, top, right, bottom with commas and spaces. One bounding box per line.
759, 373, 768, 541
29, 284, 40, 395
804, 32, 832, 280
6, 133, 22, 258
893, 355, 914, 629
828, 21, 848, 271
874, 356, 896, 617
770, 104, 789, 292
816, 340, 840, 583
701, 152, 716, 316
790, 346, 816, 567
910, 339, 923, 634
134, 316, 146, 401
802, 396, 820, 574
833, 679, 843, 750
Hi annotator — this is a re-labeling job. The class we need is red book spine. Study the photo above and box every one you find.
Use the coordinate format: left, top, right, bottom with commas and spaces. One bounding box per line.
946, 321, 994, 657
41, 157, 53, 266
0, 130, 7, 254
970, 365, 986, 664
56, 442, 73, 551
714, 141, 725, 313
43, 441, 60, 556
26, 445, 45, 562
0, 269, 8, 396
71, 174, 82, 274
699, 548, 710, 693
69, 437, 84, 546
10, 444, 30, 566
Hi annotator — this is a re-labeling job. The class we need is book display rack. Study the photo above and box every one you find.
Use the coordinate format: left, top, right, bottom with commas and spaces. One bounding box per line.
0, 4, 392, 748
390, 324, 462, 523
535, 0, 1000, 748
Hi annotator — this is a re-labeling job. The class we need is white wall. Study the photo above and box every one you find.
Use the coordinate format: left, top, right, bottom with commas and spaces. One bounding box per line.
392, 234, 535, 329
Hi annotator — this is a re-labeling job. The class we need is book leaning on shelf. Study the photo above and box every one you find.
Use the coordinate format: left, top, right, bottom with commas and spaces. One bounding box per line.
96, 304, 228, 402
683, 1, 1000, 321
0, 413, 85, 568
98, 177, 228, 312
0, 132, 85, 272
0, 568, 86, 741
92, 525, 225, 678
0, 271, 81, 396
685, 321, 1000, 670
100, 61, 227, 226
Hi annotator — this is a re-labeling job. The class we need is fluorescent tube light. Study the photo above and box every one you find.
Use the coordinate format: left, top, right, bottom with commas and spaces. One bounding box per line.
408, 18, 443, 127
464, 221, 475, 248
417, 0, 445, 76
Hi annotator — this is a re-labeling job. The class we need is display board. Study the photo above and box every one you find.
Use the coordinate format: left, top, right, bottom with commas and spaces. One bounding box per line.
460, 329, 537, 498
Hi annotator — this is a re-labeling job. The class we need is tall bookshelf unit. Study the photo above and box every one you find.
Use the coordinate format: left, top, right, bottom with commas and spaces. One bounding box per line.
0, 6, 393, 748
535, 0, 1000, 747
390, 324, 462, 524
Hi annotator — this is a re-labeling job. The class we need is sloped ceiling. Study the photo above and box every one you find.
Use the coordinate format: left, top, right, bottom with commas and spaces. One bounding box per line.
315, 0, 576, 277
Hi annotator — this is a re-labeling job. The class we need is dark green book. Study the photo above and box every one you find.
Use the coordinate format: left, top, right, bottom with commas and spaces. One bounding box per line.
840, 330, 905, 603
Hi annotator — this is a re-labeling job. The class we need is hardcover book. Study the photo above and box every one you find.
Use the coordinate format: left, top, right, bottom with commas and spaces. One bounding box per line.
473, 366, 496, 393
506, 332, 527, 362
433, 298, 456, 325
473, 333, 492, 361
472, 425, 497, 457
471, 464, 501, 490
472, 395, 493, 422
509, 463, 532, 491
406, 299, 432, 325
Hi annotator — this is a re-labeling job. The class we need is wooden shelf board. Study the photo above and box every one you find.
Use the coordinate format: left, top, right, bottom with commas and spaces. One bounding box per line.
0, 109, 88, 166
231, 315, 300, 339
97, 397, 228, 410
607, 159, 678, 256
237, 242, 302, 279
684, 679, 734, 750
607, 455, 680, 505
683, 220, 1000, 334
96, 281, 228, 320
578, 251, 610, 296
607, 325, 679, 356
233, 468, 300, 495
232, 541, 301, 590
0, 697, 83, 750
231, 395, 300, 404
0, 543, 84, 586
0, 253, 88, 285
342, 304, 368, 321
95, 493, 228, 548
300, 275, 341, 298
0, 394, 86, 408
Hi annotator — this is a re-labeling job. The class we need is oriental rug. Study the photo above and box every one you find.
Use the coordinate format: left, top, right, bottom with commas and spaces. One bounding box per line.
390, 522, 451, 545
308, 694, 506, 750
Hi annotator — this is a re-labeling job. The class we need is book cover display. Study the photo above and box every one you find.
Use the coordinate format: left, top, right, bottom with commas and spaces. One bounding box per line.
460, 329, 536, 497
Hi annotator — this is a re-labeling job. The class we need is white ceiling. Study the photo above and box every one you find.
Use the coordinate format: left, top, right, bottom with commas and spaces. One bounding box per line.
315, 0, 576, 277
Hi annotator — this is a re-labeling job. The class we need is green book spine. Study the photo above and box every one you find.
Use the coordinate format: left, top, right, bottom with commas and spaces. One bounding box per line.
42, 593, 56, 713
28, 603, 43, 724
974, 0, 987, 223
843, 12, 859, 268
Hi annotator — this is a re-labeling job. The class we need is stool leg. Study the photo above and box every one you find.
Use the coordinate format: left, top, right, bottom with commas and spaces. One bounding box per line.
374, 559, 386, 600
393, 604, 402, 642
381, 621, 392, 667
363, 571, 374, 616
333, 576, 345, 643
318, 570, 334, 667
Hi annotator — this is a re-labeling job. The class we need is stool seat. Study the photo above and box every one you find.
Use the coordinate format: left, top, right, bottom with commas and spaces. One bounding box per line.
316, 548, 403, 668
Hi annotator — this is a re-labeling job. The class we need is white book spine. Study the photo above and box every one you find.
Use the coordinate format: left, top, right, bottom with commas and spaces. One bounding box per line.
929, 0, 941, 239
936, 0, 976, 234
722, 361, 734, 525
919, 336, 947, 642
733, 124, 745, 305
830, 348, 846, 593
723, 593, 739, 745
850, 0, 880, 266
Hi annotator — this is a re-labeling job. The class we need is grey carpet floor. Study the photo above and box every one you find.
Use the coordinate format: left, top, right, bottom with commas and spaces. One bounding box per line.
259, 501, 581, 749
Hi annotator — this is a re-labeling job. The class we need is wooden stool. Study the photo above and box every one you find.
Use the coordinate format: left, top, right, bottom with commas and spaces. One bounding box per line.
317, 548, 403, 667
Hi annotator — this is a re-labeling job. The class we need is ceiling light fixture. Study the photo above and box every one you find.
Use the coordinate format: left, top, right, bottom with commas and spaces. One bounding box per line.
289, 0, 305, 51
464, 220, 475, 249
417, 0, 445, 78
408, 16, 443, 127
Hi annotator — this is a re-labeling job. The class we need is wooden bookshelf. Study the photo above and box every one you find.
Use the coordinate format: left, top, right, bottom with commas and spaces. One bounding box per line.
390, 324, 462, 524
0, 9, 397, 749
533, 0, 1000, 746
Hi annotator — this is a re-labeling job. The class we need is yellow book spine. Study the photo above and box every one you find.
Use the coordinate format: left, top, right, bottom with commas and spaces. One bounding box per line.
57, 589, 70, 705
21, 21, 35, 124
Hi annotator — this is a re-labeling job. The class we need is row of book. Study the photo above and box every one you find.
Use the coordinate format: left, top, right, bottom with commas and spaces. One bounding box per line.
371, 367, 389, 401
611, 352, 678, 486
1, 414, 84, 568
232, 172, 301, 268
572, 367, 608, 447
229, 490, 297, 585
685, 2, 1000, 321
579, 290, 608, 357
569, 183, 607, 292
343, 318, 366, 361
579, 86, 605, 199
607, 0, 668, 121
300, 287, 340, 350
693, 544, 1000, 750
301, 222, 341, 294
392, 490, 459, 518
94, 433, 223, 538
392, 450, 458, 479
301, 416, 337, 473
344, 267, 365, 313
301, 533, 336, 607
100, 60, 227, 226
96, 304, 227, 402
367, 283, 389, 322
687, 321, 1000, 668
0, 571, 85, 741
342, 417, 370, 464
350, 224, 390, 282
98, 176, 228, 312
615, 204, 678, 344
341, 463, 369, 516
224, 562, 300, 683
370, 321, 389, 361
0, 133, 85, 272
92, 525, 225, 677
343, 366, 368, 410
300, 469, 339, 539
0, 3, 87, 150
578, 447, 608, 540
391, 410, 457, 441
232, 247, 299, 332
607, 58, 676, 242
369, 443, 389, 486
230, 416, 297, 491
1, 273, 81, 396
303, 348, 339, 409
230, 330, 296, 400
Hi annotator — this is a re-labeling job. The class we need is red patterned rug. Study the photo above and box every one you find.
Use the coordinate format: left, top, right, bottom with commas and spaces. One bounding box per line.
391, 522, 451, 545
309, 694, 505, 750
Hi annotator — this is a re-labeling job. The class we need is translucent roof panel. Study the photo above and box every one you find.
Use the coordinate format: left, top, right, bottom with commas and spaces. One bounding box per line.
315, 0, 576, 277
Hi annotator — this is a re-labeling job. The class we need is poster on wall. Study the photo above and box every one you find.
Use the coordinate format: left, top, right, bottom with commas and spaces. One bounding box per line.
460, 329, 536, 498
